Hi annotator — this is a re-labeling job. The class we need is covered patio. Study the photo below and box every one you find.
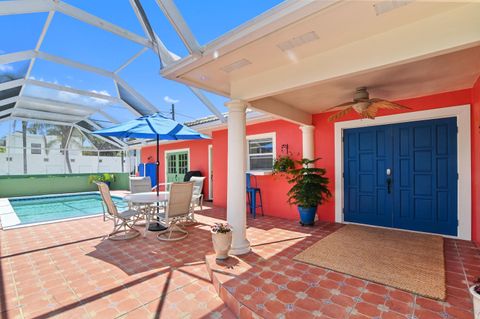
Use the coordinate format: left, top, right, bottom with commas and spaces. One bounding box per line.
0, 203, 477, 319
1, 1, 480, 318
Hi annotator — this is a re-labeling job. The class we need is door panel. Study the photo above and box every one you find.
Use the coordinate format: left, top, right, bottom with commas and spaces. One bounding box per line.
392, 118, 457, 235
344, 117, 457, 236
166, 151, 189, 183
344, 126, 392, 227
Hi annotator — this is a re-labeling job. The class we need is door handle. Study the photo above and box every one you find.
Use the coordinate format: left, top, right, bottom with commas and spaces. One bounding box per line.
386, 168, 392, 194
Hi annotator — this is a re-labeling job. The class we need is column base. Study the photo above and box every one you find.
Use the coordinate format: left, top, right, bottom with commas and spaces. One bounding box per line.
229, 239, 251, 255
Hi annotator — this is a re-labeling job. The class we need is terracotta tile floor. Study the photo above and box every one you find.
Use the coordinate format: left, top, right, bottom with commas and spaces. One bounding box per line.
1, 202, 478, 319
0, 204, 234, 319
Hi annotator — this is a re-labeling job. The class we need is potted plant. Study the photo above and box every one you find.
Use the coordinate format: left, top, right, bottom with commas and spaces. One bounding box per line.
211, 223, 232, 260
286, 158, 331, 226
102, 173, 115, 187
470, 277, 480, 319
88, 174, 103, 185
273, 154, 295, 174
88, 173, 115, 187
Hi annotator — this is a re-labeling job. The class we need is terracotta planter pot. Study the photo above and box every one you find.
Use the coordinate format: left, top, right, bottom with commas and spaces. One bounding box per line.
211, 231, 232, 260
470, 286, 480, 319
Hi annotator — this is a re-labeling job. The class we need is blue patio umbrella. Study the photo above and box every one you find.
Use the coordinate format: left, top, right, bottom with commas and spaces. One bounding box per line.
93, 113, 209, 230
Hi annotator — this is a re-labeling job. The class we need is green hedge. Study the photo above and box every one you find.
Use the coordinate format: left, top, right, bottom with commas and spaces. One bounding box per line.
0, 173, 129, 198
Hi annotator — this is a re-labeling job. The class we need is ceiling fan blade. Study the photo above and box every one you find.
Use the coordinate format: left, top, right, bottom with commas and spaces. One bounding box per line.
369, 99, 411, 110
328, 106, 354, 122
325, 101, 355, 111
361, 105, 379, 119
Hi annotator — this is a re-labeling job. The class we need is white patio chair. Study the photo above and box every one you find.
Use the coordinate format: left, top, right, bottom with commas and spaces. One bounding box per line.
190, 176, 206, 212
156, 182, 194, 241
129, 176, 152, 220
130, 176, 152, 193
97, 182, 141, 240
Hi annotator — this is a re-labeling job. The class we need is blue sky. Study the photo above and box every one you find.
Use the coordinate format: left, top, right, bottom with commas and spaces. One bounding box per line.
0, 0, 283, 134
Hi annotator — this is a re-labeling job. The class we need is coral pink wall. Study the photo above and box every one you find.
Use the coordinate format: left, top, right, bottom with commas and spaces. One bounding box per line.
471, 79, 480, 244
140, 84, 480, 243
141, 139, 212, 199
212, 120, 303, 219
313, 88, 479, 241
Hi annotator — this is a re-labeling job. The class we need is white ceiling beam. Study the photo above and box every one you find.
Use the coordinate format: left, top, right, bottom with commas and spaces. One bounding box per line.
26, 79, 118, 103
0, 79, 25, 91
129, 0, 225, 123
55, 1, 152, 48
18, 96, 95, 116
0, 51, 35, 65
112, 81, 142, 117
0, 0, 53, 15
94, 110, 120, 125
0, 0, 153, 48
14, 11, 55, 116
114, 76, 158, 113
12, 108, 85, 123
11, 116, 73, 127
0, 110, 13, 119
0, 97, 18, 107
155, 0, 202, 54
114, 47, 148, 74
83, 119, 126, 147
37, 51, 114, 78
249, 97, 311, 125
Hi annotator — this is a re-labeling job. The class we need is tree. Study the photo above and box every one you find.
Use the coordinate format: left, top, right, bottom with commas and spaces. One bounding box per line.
45, 125, 81, 173
21, 121, 27, 174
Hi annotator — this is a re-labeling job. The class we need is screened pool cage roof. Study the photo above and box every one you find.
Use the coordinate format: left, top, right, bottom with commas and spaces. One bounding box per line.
0, 0, 232, 148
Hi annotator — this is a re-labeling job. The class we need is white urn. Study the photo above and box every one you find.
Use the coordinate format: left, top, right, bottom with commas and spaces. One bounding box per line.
211, 231, 232, 260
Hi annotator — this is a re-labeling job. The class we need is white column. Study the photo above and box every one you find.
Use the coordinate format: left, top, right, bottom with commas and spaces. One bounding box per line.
225, 99, 251, 255
300, 125, 315, 161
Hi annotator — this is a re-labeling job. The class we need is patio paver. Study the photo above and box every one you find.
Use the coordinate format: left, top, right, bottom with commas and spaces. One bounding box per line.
0, 204, 478, 319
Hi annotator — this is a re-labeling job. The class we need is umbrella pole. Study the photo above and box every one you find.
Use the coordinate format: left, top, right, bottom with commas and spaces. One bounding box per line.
148, 134, 166, 231
156, 134, 159, 198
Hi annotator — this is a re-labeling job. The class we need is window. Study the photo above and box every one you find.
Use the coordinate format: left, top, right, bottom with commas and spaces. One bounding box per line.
31, 143, 41, 155
247, 133, 275, 171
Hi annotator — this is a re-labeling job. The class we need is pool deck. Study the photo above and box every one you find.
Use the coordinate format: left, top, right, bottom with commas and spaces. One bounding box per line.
0, 199, 478, 319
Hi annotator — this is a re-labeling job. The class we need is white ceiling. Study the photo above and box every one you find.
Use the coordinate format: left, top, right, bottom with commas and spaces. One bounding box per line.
269, 45, 480, 113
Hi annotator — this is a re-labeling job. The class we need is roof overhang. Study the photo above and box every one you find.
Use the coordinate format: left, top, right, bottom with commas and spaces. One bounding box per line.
161, 1, 480, 122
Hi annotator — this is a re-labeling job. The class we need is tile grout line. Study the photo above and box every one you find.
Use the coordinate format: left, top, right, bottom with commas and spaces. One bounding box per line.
47, 243, 94, 319
7, 255, 25, 319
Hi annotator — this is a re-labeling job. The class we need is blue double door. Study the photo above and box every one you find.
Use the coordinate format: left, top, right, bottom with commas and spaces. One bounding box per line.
343, 118, 458, 236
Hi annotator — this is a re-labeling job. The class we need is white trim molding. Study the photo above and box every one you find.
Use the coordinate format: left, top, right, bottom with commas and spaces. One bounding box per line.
164, 148, 190, 184
208, 144, 213, 200
334, 105, 471, 240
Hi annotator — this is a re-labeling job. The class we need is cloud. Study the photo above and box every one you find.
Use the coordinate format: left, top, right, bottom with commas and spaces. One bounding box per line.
164, 96, 179, 104
0, 64, 14, 72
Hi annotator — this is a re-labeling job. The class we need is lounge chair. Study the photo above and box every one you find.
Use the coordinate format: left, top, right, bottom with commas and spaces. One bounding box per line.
157, 182, 194, 241
97, 182, 141, 240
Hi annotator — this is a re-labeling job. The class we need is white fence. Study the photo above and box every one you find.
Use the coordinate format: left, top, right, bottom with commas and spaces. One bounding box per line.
0, 147, 131, 175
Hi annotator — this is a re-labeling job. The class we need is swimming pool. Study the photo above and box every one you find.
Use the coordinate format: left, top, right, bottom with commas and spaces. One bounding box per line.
7, 193, 125, 226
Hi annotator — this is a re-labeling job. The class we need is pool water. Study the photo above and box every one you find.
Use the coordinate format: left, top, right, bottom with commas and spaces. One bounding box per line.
9, 193, 126, 225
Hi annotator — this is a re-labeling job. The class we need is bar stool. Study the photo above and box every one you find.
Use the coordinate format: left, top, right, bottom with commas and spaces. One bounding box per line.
246, 173, 264, 218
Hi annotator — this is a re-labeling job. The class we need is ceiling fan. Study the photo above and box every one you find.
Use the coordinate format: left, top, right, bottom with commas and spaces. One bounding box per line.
327, 87, 410, 121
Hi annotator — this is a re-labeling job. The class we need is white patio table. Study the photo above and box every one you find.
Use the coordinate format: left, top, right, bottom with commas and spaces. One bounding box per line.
124, 191, 169, 236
